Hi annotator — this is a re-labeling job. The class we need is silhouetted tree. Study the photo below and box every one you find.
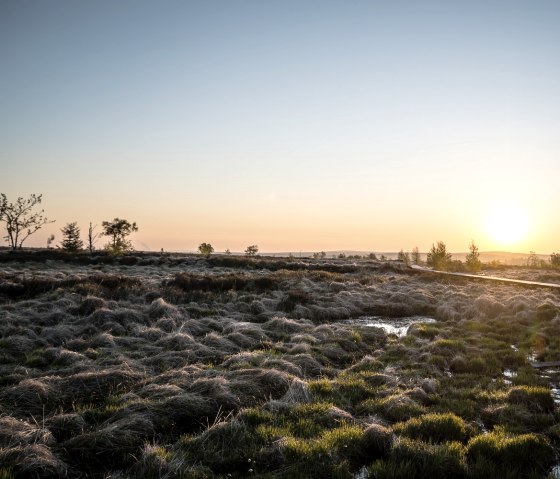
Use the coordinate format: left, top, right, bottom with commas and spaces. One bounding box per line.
0, 193, 54, 250
368, 252, 378, 260
198, 242, 214, 258
551, 253, 560, 268
427, 241, 452, 270
465, 240, 481, 272
245, 245, 258, 256
102, 218, 138, 254
87, 222, 100, 253
46, 234, 55, 249
60, 222, 83, 252
224, 248, 231, 255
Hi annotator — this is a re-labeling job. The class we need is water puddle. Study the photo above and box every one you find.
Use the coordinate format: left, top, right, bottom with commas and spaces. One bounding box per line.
502, 369, 517, 385
345, 316, 436, 337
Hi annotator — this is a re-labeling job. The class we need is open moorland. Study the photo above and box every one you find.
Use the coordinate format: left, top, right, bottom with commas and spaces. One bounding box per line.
0, 251, 559, 478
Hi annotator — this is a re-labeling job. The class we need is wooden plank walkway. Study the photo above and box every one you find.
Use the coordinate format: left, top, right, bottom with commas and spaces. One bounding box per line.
410, 266, 560, 290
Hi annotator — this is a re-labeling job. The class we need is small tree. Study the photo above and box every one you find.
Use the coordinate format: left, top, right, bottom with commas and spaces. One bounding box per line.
245, 244, 258, 257
87, 222, 100, 253
368, 252, 378, 260
102, 218, 138, 254
465, 240, 481, 272
46, 234, 55, 248
398, 249, 411, 266
427, 241, 452, 270
60, 222, 83, 252
527, 251, 539, 268
411, 247, 421, 265
0, 193, 54, 250
224, 248, 231, 255
551, 253, 560, 268
198, 242, 214, 258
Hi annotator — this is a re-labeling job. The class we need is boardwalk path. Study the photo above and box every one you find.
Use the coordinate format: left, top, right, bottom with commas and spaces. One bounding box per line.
410, 265, 560, 290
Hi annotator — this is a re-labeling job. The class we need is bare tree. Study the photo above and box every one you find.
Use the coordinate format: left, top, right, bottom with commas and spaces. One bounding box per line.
87, 222, 100, 253
0, 193, 54, 250
245, 245, 258, 257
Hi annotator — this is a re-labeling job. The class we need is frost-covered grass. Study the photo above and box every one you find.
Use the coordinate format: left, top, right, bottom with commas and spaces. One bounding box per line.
0, 251, 558, 477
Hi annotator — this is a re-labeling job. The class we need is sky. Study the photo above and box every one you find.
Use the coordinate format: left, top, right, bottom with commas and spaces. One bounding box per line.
1, 1, 559, 254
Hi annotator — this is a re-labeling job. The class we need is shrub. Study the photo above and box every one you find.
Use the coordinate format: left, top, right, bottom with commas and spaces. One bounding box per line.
506, 386, 555, 413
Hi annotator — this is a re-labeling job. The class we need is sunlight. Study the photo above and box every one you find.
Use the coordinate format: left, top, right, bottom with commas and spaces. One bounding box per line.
484, 201, 529, 249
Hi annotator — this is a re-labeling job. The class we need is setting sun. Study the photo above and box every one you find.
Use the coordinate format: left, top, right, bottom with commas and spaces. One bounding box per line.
484, 201, 529, 248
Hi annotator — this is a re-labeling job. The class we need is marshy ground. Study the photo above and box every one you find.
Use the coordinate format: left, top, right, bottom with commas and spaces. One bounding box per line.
0, 251, 559, 478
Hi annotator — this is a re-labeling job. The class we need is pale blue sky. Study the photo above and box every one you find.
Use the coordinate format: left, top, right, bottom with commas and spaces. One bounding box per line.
1, 1, 559, 252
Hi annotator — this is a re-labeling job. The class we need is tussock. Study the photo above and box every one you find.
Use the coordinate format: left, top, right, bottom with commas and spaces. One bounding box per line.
63, 414, 154, 467
0, 416, 54, 447
230, 368, 292, 400
56, 369, 141, 406
154, 317, 177, 332
262, 358, 303, 376
0, 444, 68, 478
76, 296, 107, 316
43, 347, 87, 366
280, 378, 311, 404
155, 332, 196, 350
263, 316, 312, 336
0, 378, 53, 415
201, 332, 240, 353
137, 326, 165, 341
148, 298, 178, 319
45, 413, 87, 442
221, 351, 265, 369
290, 353, 324, 377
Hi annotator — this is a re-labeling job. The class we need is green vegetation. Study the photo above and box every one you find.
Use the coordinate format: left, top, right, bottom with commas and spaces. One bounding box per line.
392, 413, 474, 443
427, 241, 452, 270
198, 242, 214, 257
465, 240, 481, 272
